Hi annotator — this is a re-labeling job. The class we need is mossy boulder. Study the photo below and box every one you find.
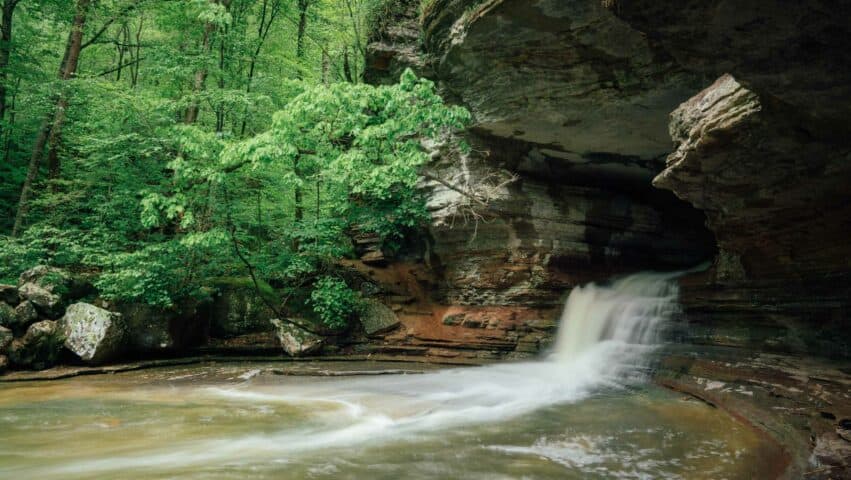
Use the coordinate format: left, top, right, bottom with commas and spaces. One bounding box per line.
0, 284, 19, 305
17, 266, 74, 318
0, 326, 12, 353
0, 302, 15, 329
210, 278, 277, 338
14, 301, 38, 329
61, 303, 127, 364
8, 320, 65, 370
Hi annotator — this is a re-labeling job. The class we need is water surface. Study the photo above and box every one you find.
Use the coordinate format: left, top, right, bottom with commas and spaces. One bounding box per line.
0, 361, 781, 479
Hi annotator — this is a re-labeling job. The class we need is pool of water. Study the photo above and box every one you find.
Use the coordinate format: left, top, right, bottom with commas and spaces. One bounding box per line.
0, 361, 782, 479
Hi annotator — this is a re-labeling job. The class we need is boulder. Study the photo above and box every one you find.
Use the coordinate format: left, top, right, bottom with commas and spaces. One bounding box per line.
61, 303, 126, 364
359, 299, 401, 335
0, 354, 7, 374
0, 326, 12, 353
14, 301, 38, 327
0, 302, 15, 329
8, 320, 65, 370
0, 284, 18, 305
17, 266, 73, 318
270, 318, 323, 356
210, 280, 276, 338
116, 300, 210, 353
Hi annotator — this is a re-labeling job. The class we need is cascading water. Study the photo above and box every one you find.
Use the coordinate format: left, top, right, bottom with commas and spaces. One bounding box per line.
13, 271, 695, 479
550, 270, 682, 377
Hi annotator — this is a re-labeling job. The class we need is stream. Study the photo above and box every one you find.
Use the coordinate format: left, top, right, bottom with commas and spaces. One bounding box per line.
0, 271, 783, 479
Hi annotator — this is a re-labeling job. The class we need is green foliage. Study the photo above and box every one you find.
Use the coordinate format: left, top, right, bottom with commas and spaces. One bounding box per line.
0, 226, 121, 284
0, 0, 470, 333
308, 276, 362, 329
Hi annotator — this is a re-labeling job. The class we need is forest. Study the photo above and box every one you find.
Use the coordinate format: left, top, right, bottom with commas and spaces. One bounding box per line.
0, 0, 469, 329
1, 1, 849, 478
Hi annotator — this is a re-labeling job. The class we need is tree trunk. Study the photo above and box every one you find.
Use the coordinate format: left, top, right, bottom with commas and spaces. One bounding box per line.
12, 0, 90, 235
294, 0, 309, 221
11, 120, 50, 236
0, 0, 19, 137
240, 0, 280, 137
215, 34, 225, 132
185, 0, 230, 125
130, 16, 143, 87
296, 0, 308, 75
184, 20, 214, 125
45, 0, 90, 180
343, 46, 353, 83
2, 76, 19, 165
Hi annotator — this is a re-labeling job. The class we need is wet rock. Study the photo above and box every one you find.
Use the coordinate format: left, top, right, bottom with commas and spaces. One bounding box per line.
17, 266, 73, 318
612, 0, 851, 125
655, 74, 851, 285
210, 279, 276, 338
655, 75, 851, 356
423, 0, 701, 166
838, 419, 851, 443
14, 301, 38, 328
8, 320, 65, 370
0, 284, 19, 305
0, 302, 15, 329
270, 319, 323, 357
16, 283, 63, 317
364, 0, 430, 85
116, 300, 209, 353
61, 303, 127, 364
0, 326, 12, 353
115, 303, 173, 351
359, 299, 401, 335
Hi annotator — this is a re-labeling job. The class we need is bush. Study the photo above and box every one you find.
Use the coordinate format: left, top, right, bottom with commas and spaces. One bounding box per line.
308, 276, 362, 329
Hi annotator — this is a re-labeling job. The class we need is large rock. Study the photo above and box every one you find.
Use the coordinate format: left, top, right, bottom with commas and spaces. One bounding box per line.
115, 300, 209, 353
653, 75, 851, 357
8, 320, 65, 370
612, 0, 851, 128
0, 284, 18, 305
655, 75, 851, 284
209, 279, 276, 338
364, 0, 714, 311
359, 299, 401, 335
61, 303, 127, 364
0, 302, 15, 329
423, 0, 702, 174
17, 266, 73, 318
362, 0, 851, 365
0, 326, 12, 353
14, 301, 38, 328
270, 319, 324, 357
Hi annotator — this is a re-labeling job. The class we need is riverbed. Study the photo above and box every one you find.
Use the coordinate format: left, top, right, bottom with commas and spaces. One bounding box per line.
0, 360, 783, 479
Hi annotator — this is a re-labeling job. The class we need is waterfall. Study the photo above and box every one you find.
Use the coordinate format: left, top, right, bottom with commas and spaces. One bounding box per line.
550, 270, 682, 368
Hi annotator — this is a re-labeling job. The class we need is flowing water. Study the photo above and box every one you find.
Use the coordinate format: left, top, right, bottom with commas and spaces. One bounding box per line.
0, 271, 782, 479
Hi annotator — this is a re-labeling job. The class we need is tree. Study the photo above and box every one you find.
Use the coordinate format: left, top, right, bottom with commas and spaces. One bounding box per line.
138, 69, 471, 324
12, 0, 92, 236
0, 0, 20, 135
0, 0, 474, 331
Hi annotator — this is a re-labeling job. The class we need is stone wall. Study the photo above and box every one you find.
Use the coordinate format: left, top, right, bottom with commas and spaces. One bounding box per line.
363, 0, 850, 361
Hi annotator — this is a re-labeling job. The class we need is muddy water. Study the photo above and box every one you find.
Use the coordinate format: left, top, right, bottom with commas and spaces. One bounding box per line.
0, 361, 782, 479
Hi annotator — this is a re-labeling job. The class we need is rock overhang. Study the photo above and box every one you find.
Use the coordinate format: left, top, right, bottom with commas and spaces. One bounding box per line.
424, 0, 704, 178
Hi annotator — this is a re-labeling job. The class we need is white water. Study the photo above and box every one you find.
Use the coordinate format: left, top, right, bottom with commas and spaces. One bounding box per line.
551, 270, 683, 377
33, 270, 687, 477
